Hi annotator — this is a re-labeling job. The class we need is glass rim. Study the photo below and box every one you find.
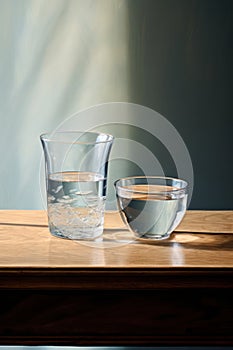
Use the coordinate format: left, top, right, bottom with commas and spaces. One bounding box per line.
114, 175, 188, 193
40, 130, 114, 145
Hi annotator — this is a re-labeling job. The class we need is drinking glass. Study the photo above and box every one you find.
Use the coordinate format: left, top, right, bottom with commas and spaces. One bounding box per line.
115, 176, 188, 240
41, 131, 114, 240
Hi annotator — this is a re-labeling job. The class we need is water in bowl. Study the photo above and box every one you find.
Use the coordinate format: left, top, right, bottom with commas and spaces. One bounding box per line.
117, 184, 187, 240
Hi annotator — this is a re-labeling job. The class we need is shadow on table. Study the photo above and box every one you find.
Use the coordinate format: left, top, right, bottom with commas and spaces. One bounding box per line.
135, 231, 233, 251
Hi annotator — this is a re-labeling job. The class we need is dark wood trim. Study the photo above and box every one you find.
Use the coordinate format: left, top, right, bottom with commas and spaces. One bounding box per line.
0, 267, 233, 289
0, 335, 233, 346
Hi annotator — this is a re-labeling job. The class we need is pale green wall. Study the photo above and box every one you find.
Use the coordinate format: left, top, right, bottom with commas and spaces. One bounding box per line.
0, 0, 130, 209
0, 0, 232, 209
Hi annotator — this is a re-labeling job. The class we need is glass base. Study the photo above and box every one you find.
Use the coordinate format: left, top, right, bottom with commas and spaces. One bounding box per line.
135, 232, 170, 241
49, 224, 103, 241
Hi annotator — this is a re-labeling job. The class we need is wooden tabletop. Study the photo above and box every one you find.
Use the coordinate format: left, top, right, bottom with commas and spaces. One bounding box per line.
0, 210, 232, 289
0, 210, 233, 346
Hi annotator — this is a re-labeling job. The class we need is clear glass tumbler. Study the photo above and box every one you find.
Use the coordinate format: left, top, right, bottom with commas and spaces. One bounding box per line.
40, 131, 114, 240
115, 176, 188, 240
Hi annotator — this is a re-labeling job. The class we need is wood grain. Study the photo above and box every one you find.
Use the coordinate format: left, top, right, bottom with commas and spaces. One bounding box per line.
176, 210, 233, 233
0, 210, 232, 289
0, 210, 232, 270
1, 209, 232, 232
0, 210, 232, 345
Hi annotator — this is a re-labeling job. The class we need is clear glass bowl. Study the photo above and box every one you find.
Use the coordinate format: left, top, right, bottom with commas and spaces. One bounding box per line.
115, 176, 188, 240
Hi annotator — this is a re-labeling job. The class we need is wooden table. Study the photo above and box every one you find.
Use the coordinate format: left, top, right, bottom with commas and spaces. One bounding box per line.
0, 210, 232, 346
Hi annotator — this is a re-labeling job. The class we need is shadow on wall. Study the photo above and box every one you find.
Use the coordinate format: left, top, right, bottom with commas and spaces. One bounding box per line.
127, 0, 233, 209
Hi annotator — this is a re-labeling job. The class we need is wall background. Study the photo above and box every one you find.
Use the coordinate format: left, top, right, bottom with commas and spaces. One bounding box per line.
128, 0, 233, 209
0, 0, 232, 209
0, 0, 130, 209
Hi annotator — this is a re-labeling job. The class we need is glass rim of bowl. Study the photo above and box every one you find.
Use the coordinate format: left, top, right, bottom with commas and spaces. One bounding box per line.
40, 130, 114, 145
114, 175, 188, 194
